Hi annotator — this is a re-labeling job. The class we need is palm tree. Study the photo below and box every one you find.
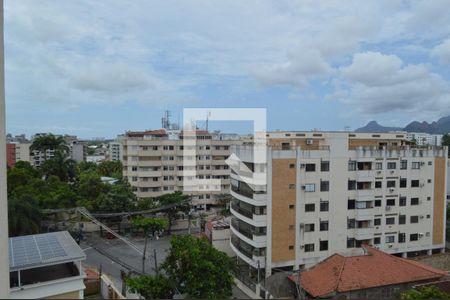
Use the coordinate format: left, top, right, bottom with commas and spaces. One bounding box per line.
41, 151, 77, 182
31, 134, 70, 162
8, 195, 41, 237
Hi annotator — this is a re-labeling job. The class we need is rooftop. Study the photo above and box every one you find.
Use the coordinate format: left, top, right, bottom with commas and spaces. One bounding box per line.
9, 231, 86, 272
289, 246, 448, 298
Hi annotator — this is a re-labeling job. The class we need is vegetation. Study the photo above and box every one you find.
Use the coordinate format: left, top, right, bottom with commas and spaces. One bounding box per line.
400, 286, 450, 299
157, 191, 190, 234
127, 235, 236, 299
443, 134, 450, 156
130, 216, 168, 273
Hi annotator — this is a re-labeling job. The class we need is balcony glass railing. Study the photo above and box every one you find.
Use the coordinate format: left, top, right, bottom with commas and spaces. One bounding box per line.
231, 203, 253, 219
231, 218, 266, 239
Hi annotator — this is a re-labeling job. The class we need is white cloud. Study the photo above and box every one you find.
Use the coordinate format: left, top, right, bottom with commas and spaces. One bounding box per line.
333, 51, 450, 114
431, 39, 450, 64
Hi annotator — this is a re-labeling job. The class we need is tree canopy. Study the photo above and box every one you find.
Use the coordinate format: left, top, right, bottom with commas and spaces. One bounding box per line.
400, 286, 450, 299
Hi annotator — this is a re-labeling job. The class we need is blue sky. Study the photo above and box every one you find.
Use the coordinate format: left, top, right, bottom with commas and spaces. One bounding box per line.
4, 0, 450, 139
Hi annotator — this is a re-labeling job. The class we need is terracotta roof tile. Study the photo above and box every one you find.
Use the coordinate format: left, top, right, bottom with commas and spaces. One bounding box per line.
289, 246, 448, 298
126, 129, 167, 137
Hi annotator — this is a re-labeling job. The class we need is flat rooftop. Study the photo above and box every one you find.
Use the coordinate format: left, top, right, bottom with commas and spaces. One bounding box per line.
9, 231, 86, 272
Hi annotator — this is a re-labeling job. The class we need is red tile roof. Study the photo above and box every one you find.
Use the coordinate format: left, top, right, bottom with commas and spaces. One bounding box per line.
289, 246, 448, 298
126, 129, 167, 137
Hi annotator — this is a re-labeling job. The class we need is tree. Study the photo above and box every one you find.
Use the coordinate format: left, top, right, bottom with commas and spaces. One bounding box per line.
162, 235, 236, 299
78, 161, 97, 173
401, 286, 450, 299
126, 274, 174, 299
130, 216, 168, 273
8, 195, 41, 236
30, 133, 69, 161
97, 160, 123, 179
158, 191, 190, 234
442, 134, 450, 151
40, 151, 77, 182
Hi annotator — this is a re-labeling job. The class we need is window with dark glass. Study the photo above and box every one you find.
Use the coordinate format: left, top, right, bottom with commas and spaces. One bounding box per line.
410, 216, 419, 223
411, 198, 419, 205
347, 219, 355, 229
400, 178, 407, 188
305, 204, 315, 212
374, 237, 381, 244
386, 217, 395, 225
375, 181, 382, 188
304, 224, 315, 232
320, 180, 329, 192
399, 215, 406, 224
399, 233, 406, 243
347, 237, 355, 248
304, 244, 314, 252
374, 218, 381, 226
348, 180, 356, 190
411, 180, 420, 187
375, 200, 382, 207
320, 240, 328, 251
410, 233, 419, 241
321, 161, 330, 172
387, 162, 396, 169
387, 180, 396, 188
320, 201, 329, 212
320, 221, 329, 231
386, 199, 395, 206
399, 196, 406, 206
348, 199, 355, 210
400, 160, 407, 170
305, 164, 316, 172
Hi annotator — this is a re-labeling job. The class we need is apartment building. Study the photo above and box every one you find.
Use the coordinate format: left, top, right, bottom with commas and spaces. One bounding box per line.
122, 129, 241, 209
229, 131, 448, 297
6, 142, 31, 167
109, 139, 123, 162
405, 132, 443, 146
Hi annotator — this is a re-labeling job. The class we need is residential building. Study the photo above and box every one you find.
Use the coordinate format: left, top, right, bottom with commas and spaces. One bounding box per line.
288, 245, 448, 299
405, 132, 443, 146
9, 231, 86, 299
109, 139, 123, 162
30, 133, 86, 166
122, 128, 241, 210
205, 218, 234, 256
6, 141, 31, 167
229, 131, 448, 296
69, 140, 86, 163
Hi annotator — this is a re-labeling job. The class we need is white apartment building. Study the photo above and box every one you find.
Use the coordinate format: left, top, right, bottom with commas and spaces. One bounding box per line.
109, 140, 123, 162
229, 131, 447, 297
122, 129, 241, 209
405, 132, 443, 146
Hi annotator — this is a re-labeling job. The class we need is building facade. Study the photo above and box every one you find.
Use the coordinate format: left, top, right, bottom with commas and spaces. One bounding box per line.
122, 129, 241, 209
109, 140, 123, 162
229, 131, 448, 296
405, 132, 443, 146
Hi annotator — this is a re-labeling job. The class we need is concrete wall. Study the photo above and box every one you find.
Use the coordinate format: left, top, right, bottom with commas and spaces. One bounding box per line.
0, 1, 10, 297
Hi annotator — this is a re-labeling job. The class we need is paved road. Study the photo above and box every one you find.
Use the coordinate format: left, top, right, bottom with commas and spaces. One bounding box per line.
81, 233, 249, 298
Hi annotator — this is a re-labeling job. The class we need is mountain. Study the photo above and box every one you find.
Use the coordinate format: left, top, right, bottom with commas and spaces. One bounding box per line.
354, 121, 402, 133
355, 116, 450, 134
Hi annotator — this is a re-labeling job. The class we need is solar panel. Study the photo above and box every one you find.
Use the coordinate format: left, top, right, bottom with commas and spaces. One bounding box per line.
9, 232, 70, 270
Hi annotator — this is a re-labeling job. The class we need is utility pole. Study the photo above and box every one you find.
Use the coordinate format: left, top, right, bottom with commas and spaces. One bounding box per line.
153, 249, 158, 275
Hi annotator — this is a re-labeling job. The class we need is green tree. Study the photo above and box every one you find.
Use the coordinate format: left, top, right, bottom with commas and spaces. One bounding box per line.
8, 195, 41, 236
96, 180, 136, 213
130, 216, 168, 273
162, 235, 236, 299
442, 134, 450, 156
400, 286, 450, 299
97, 160, 123, 179
78, 161, 97, 173
126, 274, 174, 299
41, 151, 77, 182
30, 134, 69, 161
136, 197, 158, 211
158, 191, 190, 234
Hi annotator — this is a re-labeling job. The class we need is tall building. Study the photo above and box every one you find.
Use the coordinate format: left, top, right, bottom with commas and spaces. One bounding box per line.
405, 132, 443, 146
122, 129, 241, 209
109, 139, 123, 162
6, 142, 31, 167
229, 131, 448, 296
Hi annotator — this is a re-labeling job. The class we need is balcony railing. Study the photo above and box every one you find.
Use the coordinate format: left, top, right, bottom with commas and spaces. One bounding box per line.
231, 218, 266, 239
231, 203, 253, 219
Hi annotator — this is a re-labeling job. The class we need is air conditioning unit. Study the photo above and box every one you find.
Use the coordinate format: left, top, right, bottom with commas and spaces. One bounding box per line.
420, 162, 425, 166
388, 245, 393, 248
301, 185, 306, 190
300, 245, 305, 249
377, 170, 382, 174
419, 215, 424, 219
389, 188, 395, 192
300, 164, 306, 168
385, 206, 392, 211
420, 183, 425, 188
418, 233, 424, 238
306, 139, 313, 145
375, 226, 379, 229
390, 170, 395, 174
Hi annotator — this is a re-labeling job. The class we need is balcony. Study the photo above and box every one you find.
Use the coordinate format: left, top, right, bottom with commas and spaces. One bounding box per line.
356, 170, 375, 180
230, 204, 266, 227
230, 218, 266, 247
355, 227, 374, 240
230, 235, 266, 268
356, 189, 374, 201
355, 208, 374, 220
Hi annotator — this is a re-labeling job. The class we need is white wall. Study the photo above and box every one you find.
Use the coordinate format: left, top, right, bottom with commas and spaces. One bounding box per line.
0, 1, 10, 297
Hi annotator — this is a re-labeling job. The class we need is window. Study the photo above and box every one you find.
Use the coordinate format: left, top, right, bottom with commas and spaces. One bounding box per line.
289, 225, 295, 231
387, 180, 396, 188
387, 162, 397, 169
305, 204, 315, 212
288, 184, 295, 189
289, 204, 295, 209
386, 217, 395, 225
320, 240, 328, 251
321, 161, 330, 172
411, 180, 420, 187
400, 178, 407, 188
410, 233, 419, 241
399, 196, 406, 206
399, 215, 406, 224
289, 245, 294, 250
320, 221, 329, 231
152, 146, 158, 150
400, 160, 407, 169
132, 176, 138, 182
347, 219, 355, 229
347, 237, 355, 248
305, 164, 316, 172
375, 200, 382, 207
320, 201, 329, 212
428, 161, 432, 166
348, 199, 355, 210
289, 163, 295, 169
131, 166, 138, 171
304, 244, 314, 252
399, 233, 406, 243
386, 199, 395, 206
411, 198, 419, 205
427, 179, 432, 183
304, 224, 315, 232
375, 181, 382, 188
281, 142, 290, 150
410, 216, 419, 223
348, 161, 357, 171
412, 162, 421, 169
348, 180, 356, 190
386, 236, 395, 243
374, 237, 381, 244
304, 184, 315, 192
375, 162, 383, 170
374, 218, 381, 226
320, 181, 329, 192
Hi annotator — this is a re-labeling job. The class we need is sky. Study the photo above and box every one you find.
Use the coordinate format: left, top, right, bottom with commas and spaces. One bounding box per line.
4, 0, 450, 139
